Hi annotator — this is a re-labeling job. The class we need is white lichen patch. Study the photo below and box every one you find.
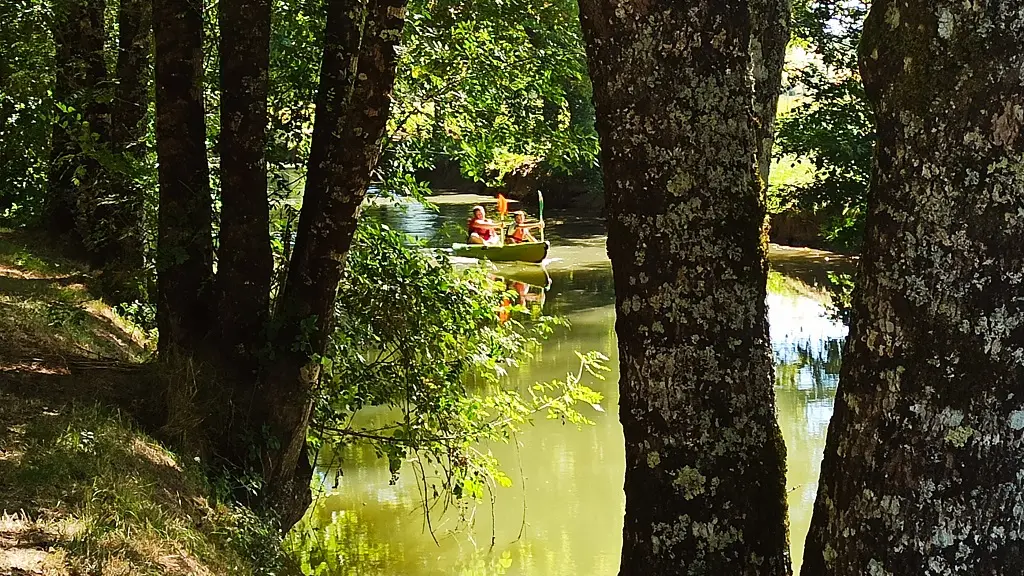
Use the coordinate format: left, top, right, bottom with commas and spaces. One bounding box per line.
1008, 410, 1024, 430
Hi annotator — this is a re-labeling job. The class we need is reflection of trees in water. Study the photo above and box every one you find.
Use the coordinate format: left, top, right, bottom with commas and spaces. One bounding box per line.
545, 268, 616, 314
286, 501, 535, 576
774, 337, 844, 396
286, 504, 395, 575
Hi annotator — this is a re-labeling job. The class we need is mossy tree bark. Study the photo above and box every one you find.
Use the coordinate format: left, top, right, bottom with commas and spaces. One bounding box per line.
217, 0, 273, 370
260, 0, 408, 526
577, 0, 792, 573
153, 0, 215, 356
802, 2, 1024, 574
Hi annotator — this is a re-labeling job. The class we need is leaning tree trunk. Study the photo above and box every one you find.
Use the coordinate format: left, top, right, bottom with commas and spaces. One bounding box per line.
153, 0, 214, 357
217, 0, 272, 370
101, 0, 151, 302
577, 0, 791, 574
260, 0, 408, 527
750, 0, 791, 187
801, 2, 1024, 574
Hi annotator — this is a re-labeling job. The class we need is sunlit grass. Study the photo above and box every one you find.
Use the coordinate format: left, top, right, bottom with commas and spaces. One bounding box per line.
0, 404, 292, 575
770, 154, 815, 191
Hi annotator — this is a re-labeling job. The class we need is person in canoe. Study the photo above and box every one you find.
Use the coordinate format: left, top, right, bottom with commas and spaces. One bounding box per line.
467, 205, 501, 245
506, 210, 544, 244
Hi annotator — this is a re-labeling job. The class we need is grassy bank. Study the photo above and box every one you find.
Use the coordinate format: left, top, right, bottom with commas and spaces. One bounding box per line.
0, 230, 294, 575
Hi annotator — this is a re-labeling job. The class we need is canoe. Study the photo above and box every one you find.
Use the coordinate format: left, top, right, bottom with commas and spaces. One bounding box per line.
450, 241, 549, 264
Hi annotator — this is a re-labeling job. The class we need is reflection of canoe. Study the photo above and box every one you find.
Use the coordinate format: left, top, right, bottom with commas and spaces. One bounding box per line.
450, 241, 549, 264
492, 265, 551, 290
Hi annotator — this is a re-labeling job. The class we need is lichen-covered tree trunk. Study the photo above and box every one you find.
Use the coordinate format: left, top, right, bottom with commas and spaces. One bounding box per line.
750, 0, 791, 187
577, 1, 791, 573
101, 0, 151, 301
260, 0, 407, 526
217, 0, 272, 367
153, 0, 214, 356
801, 2, 1024, 574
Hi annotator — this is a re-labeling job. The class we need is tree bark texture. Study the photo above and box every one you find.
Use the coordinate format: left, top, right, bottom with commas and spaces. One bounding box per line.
47, 0, 108, 245
261, 0, 408, 526
98, 0, 151, 301
802, 2, 1024, 574
577, 1, 791, 574
750, 0, 791, 187
217, 0, 272, 366
153, 0, 215, 356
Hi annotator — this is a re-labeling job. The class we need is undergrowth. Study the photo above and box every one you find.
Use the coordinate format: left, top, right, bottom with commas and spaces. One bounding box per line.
0, 403, 296, 575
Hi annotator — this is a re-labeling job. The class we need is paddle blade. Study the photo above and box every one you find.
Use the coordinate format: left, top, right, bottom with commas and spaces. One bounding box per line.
497, 194, 509, 215
537, 190, 545, 242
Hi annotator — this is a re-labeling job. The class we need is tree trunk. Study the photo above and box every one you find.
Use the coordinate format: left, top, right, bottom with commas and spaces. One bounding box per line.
801, 2, 1024, 574
577, 1, 791, 574
750, 0, 791, 187
101, 0, 151, 302
48, 0, 82, 238
47, 0, 108, 247
153, 0, 214, 356
261, 0, 408, 527
217, 0, 272, 368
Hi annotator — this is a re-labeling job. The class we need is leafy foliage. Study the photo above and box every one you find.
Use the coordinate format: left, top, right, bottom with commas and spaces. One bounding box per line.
773, 0, 873, 249
0, 0, 54, 223
307, 220, 605, 525
383, 0, 599, 189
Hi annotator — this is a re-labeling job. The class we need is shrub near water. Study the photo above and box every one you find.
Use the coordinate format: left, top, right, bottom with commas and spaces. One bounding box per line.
287, 221, 606, 573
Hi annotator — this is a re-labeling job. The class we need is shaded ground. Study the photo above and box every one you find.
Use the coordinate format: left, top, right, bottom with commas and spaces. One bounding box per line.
0, 230, 291, 575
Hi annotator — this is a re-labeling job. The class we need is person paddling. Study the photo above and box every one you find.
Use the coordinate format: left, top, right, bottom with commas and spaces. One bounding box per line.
467, 205, 501, 245
506, 210, 543, 244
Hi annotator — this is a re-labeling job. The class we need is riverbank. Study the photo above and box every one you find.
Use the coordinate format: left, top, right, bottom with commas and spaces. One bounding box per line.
0, 230, 294, 575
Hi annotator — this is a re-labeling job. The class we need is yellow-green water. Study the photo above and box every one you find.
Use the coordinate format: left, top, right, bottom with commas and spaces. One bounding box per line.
296, 195, 853, 575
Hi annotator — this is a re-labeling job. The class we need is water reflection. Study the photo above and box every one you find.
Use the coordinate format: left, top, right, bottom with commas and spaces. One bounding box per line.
292, 195, 848, 574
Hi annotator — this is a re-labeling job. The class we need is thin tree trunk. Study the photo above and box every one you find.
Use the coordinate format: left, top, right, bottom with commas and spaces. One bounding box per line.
261, 0, 408, 526
577, 0, 791, 573
153, 0, 214, 356
750, 0, 791, 187
217, 0, 272, 367
102, 0, 151, 301
47, 0, 108, 247
802, 2, 1024, 574
48, 0, 81, 239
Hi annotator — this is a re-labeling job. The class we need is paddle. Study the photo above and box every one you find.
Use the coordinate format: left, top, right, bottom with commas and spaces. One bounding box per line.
496, 194, 509, 245
538, 190, 545, 243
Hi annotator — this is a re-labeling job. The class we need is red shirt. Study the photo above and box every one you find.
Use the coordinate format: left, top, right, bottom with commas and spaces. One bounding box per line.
468, 219, 494, 240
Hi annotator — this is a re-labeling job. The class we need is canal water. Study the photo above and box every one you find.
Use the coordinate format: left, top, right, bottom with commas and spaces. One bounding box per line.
293, 194, 853, 575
